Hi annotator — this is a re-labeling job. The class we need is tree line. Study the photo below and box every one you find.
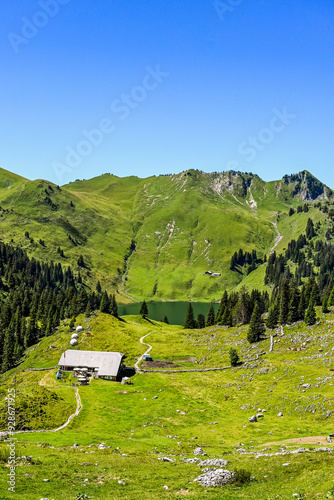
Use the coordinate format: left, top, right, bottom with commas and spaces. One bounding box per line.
0, 243, 119, 374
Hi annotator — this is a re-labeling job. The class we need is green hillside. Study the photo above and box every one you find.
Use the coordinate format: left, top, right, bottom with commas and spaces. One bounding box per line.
2, 311, 334, 498
0, 167, 332, 301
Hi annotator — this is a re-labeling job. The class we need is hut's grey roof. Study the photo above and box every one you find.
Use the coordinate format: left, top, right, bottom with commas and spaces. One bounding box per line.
58, 350, 124, 377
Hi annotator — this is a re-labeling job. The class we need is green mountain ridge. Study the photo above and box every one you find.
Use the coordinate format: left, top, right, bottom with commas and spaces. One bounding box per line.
0, 167, 332, 301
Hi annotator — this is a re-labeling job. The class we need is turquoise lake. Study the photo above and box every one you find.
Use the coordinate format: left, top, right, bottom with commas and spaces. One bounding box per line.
118, 301, 219, 325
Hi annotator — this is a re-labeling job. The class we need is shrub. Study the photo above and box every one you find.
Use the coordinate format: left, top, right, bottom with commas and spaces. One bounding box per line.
233, 468, 251, 485
0, 447, 10, 463
229, 348, 239, 366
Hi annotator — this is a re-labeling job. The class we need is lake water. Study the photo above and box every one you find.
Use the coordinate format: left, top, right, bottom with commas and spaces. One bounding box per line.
118, 301, 219, 325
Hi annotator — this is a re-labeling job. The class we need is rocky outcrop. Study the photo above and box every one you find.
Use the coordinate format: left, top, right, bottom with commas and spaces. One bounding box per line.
194, 469, 235, 487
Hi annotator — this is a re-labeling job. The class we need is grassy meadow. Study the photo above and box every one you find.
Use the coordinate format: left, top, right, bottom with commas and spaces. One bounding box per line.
1, 311, 334, 498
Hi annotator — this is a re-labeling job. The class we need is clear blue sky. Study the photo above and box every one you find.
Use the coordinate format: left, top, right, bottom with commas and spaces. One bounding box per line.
1, 0, 334, 187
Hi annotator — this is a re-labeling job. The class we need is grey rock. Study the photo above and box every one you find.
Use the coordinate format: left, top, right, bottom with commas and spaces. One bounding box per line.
194, 447, 207, 456
198, 459, 228, 467
158, 457, 174, 462
249, 415, 257, 422
194, 469, 235, 487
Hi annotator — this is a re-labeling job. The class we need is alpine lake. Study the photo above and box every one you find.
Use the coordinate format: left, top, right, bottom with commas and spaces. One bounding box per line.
118, 301, 219, 325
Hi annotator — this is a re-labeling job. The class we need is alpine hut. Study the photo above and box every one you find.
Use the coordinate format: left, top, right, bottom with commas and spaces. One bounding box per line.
58, 350, 125, 381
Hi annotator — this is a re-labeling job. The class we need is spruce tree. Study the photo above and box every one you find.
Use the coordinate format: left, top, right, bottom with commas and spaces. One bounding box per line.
139, 300, 148, 319
266, 304, 279, 329
247, 303, 266, 343
221, 307, 233, 327
100, 291, 110, 313
306, 218, 315, 239
233, 287, 252, 325
298, 288, 307, 318
216, 291, 228, 323
329, 287, 334, 306
279, 280, 290, 325
162, 315, 169, 324
206, 304, 215, 327
229, 348, 240, 367
184, 302, 196, 329
196, 313, 205, 329
110, 294, 118, 317
304, 301, 317, 325
322, 298, 329, 314
287, 279, 300, 323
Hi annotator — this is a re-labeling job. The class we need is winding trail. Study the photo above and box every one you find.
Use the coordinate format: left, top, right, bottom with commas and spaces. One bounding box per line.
135, 332, 153, 373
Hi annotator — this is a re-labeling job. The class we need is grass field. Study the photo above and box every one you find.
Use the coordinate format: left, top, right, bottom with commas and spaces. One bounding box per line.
1, 310, 334, 498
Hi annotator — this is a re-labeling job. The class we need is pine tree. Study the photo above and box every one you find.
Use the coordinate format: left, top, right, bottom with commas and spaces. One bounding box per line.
279, 280, 290, 325
247, 303, 266, 343
221, 307, 233, 327
139, 300, 148, 319
328, 287, 334, 306
306, 218, 315, 239
322, 298, 329, 314
287, 279, 300, 324
233, 287, 252, 325
229, 348, 240, 367
110, 294, 118, 317
162, 315, 169, 324
216, 291, 228, 323
196, 313, 205, 329
184, 303, 196, 329
96, 281, 102, 294
266, 304, 279, 329
100, 291, 110, 313
206, 304, 215, 327
304, 301, 317, 325
298, 287, 307, 318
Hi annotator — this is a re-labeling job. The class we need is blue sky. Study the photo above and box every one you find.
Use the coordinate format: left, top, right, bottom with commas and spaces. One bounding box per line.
1, 0, 334, 187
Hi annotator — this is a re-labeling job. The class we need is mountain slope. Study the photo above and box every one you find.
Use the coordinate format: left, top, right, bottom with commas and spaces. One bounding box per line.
0, 167, 332, 301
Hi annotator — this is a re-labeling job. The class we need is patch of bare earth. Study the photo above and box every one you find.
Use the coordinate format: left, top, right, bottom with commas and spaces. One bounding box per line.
142, 360, 180, 369
264, 436, 330, 446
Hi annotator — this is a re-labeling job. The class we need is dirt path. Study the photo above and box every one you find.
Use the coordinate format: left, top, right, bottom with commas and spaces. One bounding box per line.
135, 332, 153, 373
39, 370, 54, 387
263, 435, 330, 447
